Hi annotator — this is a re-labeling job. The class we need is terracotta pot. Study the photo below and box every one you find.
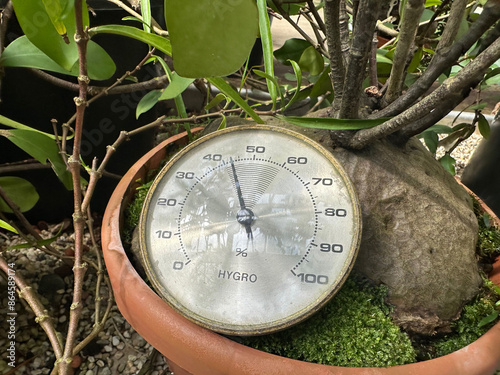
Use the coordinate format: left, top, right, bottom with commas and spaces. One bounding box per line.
102, 131, 500, 375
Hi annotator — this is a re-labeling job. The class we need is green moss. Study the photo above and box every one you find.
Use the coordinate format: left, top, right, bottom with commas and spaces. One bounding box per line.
123, 181, 153, 244
431, 289, 499, 358
242, 274, 417, 367
474, 199, 500, 259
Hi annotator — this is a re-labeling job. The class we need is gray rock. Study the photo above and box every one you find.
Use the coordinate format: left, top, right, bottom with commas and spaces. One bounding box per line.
263, 117, 482, 334
333, 137, 481, 334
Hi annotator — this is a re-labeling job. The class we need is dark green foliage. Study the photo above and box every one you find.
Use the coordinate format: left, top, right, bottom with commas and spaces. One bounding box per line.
242, 275, 417, 367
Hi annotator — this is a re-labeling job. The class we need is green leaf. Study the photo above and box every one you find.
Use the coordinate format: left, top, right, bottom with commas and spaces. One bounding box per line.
0, 219, 18, 234
158, 73, 194, 100
253, 69, 281, 109
151, 55, 188, 118
0, 129, 73, 189
267, 1, 305, 15
478, 311, 499, 328
310, 66, 332, 98
0, 113, 56, 138
284, 60, 303, 110
425, 0, 441, 6
205, 93, 228, 111
257, 0, 277, 105
278, 116, 390, 130
298, 46, 324, 75
89, 25, 172, 56
477, 113, 490, 139
11, 0, 86, 71
218, 114, 227, 130
376, 52, 393, 65
407, 48, 423, 73
421, 131, 439, 154
439, 154, 456, 175
8, 234, 60, 250
136, 90, 162, 118
141, 0, 152, 33
484, 67, 500, 81
164, 0, 258, 78
1, 35, 116, 81
274, 38, 312, 66
0, 177, 39, 213
207, 77, 263, 123
469, 103, 488, 110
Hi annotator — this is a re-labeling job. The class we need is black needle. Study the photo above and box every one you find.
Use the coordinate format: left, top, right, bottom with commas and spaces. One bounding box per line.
230, 157, 255, 239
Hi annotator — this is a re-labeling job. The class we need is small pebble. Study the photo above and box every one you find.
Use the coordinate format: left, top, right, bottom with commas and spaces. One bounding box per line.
112, 336, 120, 346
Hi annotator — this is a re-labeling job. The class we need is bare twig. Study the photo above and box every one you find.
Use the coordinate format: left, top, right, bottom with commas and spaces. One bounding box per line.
59, 2, 90, 373
0, 256, 64, 362
30, 68, 170, 96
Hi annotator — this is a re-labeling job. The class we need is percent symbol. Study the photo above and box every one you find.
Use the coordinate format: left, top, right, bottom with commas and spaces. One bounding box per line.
236, 248, 248, 257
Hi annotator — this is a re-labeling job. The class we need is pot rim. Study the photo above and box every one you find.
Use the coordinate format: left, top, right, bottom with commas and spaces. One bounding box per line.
102, 130, 500, 375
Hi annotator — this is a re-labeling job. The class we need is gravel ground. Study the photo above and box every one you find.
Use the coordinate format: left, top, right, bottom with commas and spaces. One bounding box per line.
0, 225, 171, 374
0, 132, 487, 375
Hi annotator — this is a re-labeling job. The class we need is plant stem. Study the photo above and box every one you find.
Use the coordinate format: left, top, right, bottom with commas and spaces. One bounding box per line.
350, 35, 500, 149
59, 1, 89, 373
435, 0, 467, 53
324, 0, 346, 113
382, 0, 425, 106
371, 0, 500, 119
338, 0, 381, 118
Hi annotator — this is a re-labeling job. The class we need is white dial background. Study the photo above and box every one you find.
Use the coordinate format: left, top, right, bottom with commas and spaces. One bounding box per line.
140, 126, 361, 335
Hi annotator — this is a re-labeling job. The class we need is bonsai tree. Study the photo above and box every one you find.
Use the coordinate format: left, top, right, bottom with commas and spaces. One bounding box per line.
0, 0, 499, 373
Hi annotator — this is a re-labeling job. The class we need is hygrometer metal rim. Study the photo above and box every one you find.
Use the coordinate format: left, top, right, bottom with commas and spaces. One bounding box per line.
139, 124, 362, 336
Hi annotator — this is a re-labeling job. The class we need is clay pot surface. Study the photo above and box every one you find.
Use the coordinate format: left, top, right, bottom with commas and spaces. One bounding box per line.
102, 131, 500, 375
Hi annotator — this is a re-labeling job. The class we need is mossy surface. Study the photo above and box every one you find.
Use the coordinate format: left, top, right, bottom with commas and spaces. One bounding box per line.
242, 274, 417, 367
475, 200, 500, 261
430, 289, 499, 358
123, 181, 152, 244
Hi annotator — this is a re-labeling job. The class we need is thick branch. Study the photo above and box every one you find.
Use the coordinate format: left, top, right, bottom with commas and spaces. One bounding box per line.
383, 0, 425, 106
324, 0, 346, 112
435, 0, 467, 53
349, 35, 500, 149
395, 86, 472, 141
371, 0, 500, 119
338, 0, 383, 118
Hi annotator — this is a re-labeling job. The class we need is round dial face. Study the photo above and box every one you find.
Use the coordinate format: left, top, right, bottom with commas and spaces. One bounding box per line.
139, 125, 361, 335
